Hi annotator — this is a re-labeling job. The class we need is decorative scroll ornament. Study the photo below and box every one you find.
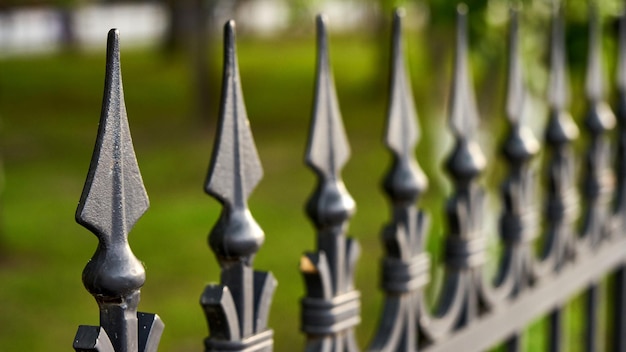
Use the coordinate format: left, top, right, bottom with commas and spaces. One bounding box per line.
202, 20, 277, 352
74, 29, 163, 352
300, 14, 361, 352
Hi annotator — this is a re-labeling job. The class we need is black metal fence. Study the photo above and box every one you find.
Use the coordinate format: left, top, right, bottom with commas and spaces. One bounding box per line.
72, 3, 626, 352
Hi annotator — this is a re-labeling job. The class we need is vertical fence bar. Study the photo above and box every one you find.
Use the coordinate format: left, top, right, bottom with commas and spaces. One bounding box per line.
613, 9, 626, 352
541, 4, 579, 352
613, 267, 626, 352
368, 8, 429, 352
500, 7, 540, 351
585, 284, 600, 352
201, 20, 276, 352
300, 14, 360, 352
441, 3, 488, 329
580, 4, 616, 352
549, 309, 564, 352
73, 29, 163, 352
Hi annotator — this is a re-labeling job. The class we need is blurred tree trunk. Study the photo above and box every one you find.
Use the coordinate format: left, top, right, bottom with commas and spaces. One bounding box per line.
164, 0, 217, 122
163, 0, 186, 53
58, 0, 78, 52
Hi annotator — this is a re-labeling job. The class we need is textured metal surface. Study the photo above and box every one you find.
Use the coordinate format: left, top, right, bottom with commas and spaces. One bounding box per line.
201, 20, 276, 352
74, 29, 163, 352
300, 14, 361, 352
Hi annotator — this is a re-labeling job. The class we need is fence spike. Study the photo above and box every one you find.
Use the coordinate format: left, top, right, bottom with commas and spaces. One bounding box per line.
446, 4, 485, 180
580, 0, 615, 245
541, 0, 579, 270
506, 8, 525, 125
205, 21, 263, 216
202, 20, 276, 351
449, 3, 479, 140
537, 6, 582, 349
616, 5, 626, 217
497, 13, 541, 340
370, 9, 431, 351
301, 13, 360, 351
384, 8, 428, 204
586, 3, 603, 103
547, 3, 572, 122
619, 10, 626, 93
579, 7, 616, 349
440, 4, 491, 329
74, 29, 163, 352
305, 14, 351, 180
205, 20, 264, 262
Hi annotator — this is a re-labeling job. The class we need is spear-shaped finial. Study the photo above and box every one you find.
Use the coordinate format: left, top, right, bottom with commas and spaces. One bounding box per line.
619, 9, 626, 93
545, 2, 579, 145
586, 3, 603, 103
583, 2, 615, 134
449, 3, 480, 140
503, 6, 540, 162
306, 14, 351, 184
548, 2, 570, 113
75, 29, 162, 352
205, 20, 264, 264
506, 7, 525, 125
301, 14, 360, 350
77, 30, 149, 264
446, 4, 486, 181
384, 8, 428, 205
202, 21, 275, 350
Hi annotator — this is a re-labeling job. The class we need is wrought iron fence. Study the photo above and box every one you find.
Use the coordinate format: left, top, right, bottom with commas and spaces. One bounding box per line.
72, 3, 626, 352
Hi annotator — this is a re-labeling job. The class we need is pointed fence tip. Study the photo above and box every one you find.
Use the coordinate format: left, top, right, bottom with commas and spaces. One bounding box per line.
506, 6, 525, 124
392, 7, 404, 38
107, 28, 119, 42
316, 13, 327, 27
306, 12, 350, 178
77, 27, 148, 244
393, 7, 405, 20
619, 12, 626, 90
316, 13, 328, 48
205, 19, 263, 208
224, 19, 236, 42
386, 7, 420, 154
585, 3, 604, 101
223, 20, 237, 64
457, 3, 468, 16
448, 2, 479, 139
106, 28, 121, 69
548, 2, 569, 110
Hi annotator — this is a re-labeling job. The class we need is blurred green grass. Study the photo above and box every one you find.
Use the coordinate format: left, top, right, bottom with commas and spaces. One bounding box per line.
0, 17, 614, 350
0, 33, 407, 351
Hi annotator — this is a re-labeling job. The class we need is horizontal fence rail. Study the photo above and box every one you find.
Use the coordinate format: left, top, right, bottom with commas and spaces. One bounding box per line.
72, 3, 626, 352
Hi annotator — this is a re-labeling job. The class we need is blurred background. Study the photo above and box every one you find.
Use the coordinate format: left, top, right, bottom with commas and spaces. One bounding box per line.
0, 0, 624, 350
